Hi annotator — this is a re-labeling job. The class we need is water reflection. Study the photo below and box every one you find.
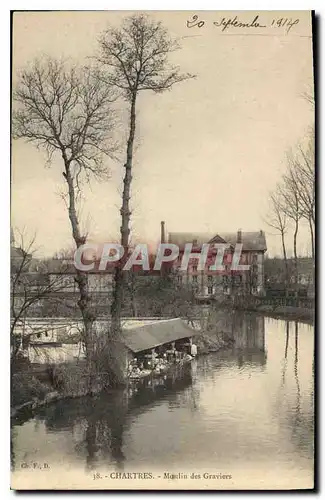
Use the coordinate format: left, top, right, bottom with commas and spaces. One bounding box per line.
12, 364, 194, 472
294, 321, 301, 422
11, 313, 314, 481
281, 321, 290, 387
203, 309, 267, 368
275, 320, 314, 460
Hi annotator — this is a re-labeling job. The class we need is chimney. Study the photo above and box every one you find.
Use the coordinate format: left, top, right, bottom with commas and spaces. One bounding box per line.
161, 221, 166, 244
237, 229, 242, 244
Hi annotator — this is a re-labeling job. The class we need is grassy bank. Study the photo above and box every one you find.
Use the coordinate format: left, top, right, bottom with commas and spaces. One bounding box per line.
194, 330, 234, 355
228, 295, 314, 324
234, 304, 314, 324
11, 361, 106, 419
11, 330, 235, 420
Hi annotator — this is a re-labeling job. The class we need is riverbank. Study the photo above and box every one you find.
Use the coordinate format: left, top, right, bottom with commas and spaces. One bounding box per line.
11, 316, 314, 491
213, 295, 314, 324
11, 361, 102, 420
11, 329, 233, 421
234, 304, 314, 324
194, 330, 234, 354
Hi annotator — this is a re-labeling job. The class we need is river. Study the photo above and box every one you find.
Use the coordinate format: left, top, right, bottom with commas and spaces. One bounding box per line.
11, 313, 314, 490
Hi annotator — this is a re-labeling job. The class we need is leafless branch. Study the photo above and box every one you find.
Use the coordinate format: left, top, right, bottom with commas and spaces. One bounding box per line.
97, 14, 196, 101
13, 57, 118, 185
11, 231, 74, 360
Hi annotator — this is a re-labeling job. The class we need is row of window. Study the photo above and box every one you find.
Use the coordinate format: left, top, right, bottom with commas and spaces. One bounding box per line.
194, 285, 259, 295
182, 254, 259, 270
183, 275, 256, 283
178, 264, 259, 276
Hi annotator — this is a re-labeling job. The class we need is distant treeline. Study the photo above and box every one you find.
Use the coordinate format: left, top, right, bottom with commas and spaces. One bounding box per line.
264, 256, 314, 298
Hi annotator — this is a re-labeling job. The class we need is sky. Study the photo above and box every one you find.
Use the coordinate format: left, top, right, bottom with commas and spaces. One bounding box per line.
11, 11, 314, 258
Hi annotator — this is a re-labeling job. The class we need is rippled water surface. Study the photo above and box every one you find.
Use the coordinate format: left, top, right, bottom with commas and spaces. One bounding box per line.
11, 314, 314, 489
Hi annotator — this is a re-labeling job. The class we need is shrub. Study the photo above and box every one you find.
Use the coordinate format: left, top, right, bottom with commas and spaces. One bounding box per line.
11, 372, 51, 407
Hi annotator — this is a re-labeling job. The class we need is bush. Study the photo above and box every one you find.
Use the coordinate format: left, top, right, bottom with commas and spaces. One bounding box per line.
11, 372, 51, 407
49, 361, 91, 397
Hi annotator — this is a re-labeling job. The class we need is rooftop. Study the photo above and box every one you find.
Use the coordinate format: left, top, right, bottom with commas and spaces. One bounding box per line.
168, 231, 267, 252
121, 318, 197, 353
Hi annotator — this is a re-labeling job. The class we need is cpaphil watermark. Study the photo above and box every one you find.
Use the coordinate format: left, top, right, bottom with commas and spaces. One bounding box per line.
73, 243, 251, 273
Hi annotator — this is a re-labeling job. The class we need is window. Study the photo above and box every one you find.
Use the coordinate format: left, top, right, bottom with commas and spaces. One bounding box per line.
208, 286, 213, 295
177, 275, 182, 284
192, 265, 198, 273
208, 275, 213, 283
192, 275, 198, 283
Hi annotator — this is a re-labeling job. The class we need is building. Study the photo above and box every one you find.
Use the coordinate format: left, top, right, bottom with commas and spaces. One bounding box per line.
161, 222, 267, 297
11, 251, 115, 318
15, 317, 196, 373
11, 317, 83, 364
264, 256, 315, 299
122, 318, 195, 358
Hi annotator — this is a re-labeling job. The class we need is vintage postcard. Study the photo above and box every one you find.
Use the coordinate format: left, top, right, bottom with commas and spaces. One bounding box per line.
11, 10, 315, 490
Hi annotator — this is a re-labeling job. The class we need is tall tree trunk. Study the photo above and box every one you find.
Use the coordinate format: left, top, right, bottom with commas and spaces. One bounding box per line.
293, 220, 299, 283
308, 217, 315, 298
129, 273, 138, 317
293, 218, 299, 292
64, 163, 95, 391
111, 91, 137, 334
281, 229, 289, 297
308, 216, 315, 260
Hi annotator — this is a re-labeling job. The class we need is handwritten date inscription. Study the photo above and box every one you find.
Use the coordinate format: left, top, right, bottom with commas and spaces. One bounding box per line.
187, 15, 300, 34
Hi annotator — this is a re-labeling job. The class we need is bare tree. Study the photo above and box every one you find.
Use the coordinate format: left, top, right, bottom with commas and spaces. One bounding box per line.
288, 132, 315, 259
300, 90, 315, 258
12, 57, 117, 387
53, 246, 76, 260
302, 88, 314, 106
97, 14, 195, 334
279, 165, 303, 288
264, 189, 289, 291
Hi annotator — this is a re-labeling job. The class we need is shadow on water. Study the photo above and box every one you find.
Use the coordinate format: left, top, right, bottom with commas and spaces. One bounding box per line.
277, 320, 314, 459
12, 363, 194, 472
281, 321, 290, 387
201, 311, 267, 372
232, 312, 267, 368
11, 312, 268, 472
11, 311, 314, 473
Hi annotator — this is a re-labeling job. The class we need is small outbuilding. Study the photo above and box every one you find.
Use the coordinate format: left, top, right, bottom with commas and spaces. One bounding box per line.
121, 318, 198, 376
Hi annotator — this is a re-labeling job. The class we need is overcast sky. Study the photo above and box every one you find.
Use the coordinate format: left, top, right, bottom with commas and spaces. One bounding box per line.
11, 11, 314, 257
